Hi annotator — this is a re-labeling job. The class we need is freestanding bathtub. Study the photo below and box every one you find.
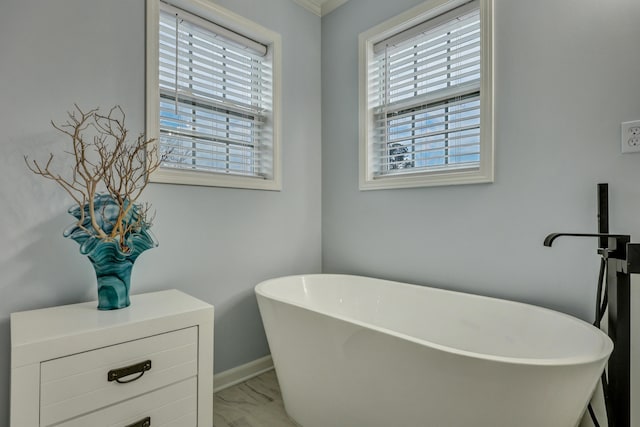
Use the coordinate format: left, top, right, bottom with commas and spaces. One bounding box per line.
255, 274, 613, 427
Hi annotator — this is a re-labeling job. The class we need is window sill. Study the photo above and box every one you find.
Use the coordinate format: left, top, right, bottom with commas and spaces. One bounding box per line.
150, 168, 282, 191
359, 168, 493, 190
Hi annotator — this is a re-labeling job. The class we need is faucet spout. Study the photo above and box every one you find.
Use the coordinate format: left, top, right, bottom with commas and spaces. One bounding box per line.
543, 232, 630, 247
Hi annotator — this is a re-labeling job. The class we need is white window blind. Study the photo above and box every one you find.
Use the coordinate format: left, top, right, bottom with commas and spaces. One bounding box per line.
158, 2, 273, 179
369, 0, 482, 177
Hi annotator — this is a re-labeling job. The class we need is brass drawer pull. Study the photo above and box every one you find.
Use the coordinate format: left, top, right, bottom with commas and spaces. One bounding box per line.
108, 360, 152, 383
125, 416, 151, 427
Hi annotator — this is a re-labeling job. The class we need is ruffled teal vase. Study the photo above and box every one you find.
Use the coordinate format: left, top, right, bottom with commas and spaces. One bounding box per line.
64, 194, 158, 310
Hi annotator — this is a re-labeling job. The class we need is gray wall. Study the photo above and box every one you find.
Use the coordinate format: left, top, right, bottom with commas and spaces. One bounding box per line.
2, 0, 639, 423
0, 0, 321, 423
322, 0, 640, 320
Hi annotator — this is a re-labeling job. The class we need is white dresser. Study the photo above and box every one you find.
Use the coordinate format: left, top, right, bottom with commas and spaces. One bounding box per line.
10, 290, 214, 427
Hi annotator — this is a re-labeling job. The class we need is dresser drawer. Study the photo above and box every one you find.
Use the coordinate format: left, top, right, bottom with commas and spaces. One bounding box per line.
40, 327, 198, 426
56, 376, 197, 427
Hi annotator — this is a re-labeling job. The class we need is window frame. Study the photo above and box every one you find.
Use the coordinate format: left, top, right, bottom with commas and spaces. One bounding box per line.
358, 0, 494, 190
146, 0, 282, 190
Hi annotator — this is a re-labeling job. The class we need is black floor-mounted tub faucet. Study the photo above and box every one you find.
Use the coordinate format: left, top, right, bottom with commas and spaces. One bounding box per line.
544, 184, 640, 427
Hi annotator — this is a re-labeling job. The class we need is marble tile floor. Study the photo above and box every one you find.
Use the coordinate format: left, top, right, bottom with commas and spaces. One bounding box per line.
213, 369, 301, 427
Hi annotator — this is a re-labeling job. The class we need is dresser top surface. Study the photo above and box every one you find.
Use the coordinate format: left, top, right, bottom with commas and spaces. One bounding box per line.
10, 289, 213, 348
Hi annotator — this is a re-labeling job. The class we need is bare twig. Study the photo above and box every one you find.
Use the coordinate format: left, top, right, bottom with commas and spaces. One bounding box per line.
25, 105, 161, 251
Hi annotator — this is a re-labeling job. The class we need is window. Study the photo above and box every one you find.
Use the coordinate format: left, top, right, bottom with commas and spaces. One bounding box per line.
146, 0, 281, 190
359, 0, 493, 190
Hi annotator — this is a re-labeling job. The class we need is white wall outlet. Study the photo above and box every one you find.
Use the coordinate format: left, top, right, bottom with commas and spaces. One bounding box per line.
622, 120, 640, 153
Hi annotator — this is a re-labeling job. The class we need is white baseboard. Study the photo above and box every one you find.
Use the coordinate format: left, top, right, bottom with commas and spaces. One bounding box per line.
213, 355, 274, 393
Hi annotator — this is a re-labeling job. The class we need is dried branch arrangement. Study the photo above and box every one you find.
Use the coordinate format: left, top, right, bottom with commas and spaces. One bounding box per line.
25, 105, 162, 252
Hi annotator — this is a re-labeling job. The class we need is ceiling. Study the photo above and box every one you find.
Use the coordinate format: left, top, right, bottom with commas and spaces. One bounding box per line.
292, 0, 350, 16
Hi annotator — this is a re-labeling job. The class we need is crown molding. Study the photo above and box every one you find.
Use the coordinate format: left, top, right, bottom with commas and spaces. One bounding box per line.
292, 0, 349, 16
320, 0, 349, 16
292, 0, 321, 16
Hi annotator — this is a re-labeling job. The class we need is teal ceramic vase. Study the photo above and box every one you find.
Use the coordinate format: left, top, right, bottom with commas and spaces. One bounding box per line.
64, 194, 158, 310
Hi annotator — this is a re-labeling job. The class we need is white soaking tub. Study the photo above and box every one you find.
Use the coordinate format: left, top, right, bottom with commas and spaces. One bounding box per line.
255, 274, 613, 427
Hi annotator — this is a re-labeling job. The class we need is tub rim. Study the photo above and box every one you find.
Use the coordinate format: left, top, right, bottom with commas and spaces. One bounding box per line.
255, 273, 613, 367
